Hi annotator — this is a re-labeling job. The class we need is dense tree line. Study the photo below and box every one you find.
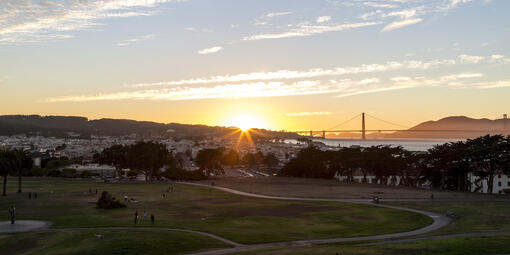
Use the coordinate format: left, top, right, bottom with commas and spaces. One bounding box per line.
280, 135, 510, 194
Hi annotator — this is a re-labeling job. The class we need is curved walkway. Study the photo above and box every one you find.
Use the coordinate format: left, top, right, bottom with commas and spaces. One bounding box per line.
182, 182, 452, 255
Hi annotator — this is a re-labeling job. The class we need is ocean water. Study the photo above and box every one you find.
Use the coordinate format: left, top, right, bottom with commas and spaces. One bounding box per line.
287, 138, 463, 151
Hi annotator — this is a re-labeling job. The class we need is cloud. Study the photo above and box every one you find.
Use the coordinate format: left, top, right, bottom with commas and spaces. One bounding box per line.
243, 22, 380, 41
316, 16, 331, 24
473, 80, 510, 89
117, 34, 156, 46
382, 18, 423, 32
197, 46, 223, 55
126, 58, 457, 88
45, 80, 336, 102
363, 2, 398, 8
458, 54, 485, 64
44, 71, 503, 103
266, 12, 292, 18
0, 0, 175, 43
286, 112, 332, 117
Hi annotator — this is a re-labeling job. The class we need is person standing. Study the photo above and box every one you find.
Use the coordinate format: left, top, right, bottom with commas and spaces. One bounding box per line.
34, 192, 37, 199
28, 192, 31, 199
143, 210, 147, 220
134, 211, 138, 224
150, 214, 155, 225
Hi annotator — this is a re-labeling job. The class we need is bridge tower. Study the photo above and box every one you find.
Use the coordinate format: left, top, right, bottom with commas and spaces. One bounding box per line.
362, 112, 366, 140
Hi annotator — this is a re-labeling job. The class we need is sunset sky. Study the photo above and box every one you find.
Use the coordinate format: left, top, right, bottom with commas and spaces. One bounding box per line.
1, 0, 509, 131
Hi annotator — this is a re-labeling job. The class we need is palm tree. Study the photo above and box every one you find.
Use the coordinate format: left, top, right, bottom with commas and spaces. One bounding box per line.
12, 148, 33, 193
0, 148, 15, 196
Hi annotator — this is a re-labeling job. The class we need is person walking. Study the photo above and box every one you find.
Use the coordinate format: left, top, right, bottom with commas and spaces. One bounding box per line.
34, 192, 37, 199
28, 192, 31, 199
150, 214, 155, 225
134, 211, 138, 224
9, 206, 16, 224
143, 210, 147, 220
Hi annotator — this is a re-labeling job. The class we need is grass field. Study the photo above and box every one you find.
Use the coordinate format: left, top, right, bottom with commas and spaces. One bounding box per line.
195, 176, 509, 200
0, 229, 231, 255
385, 201, 510, 235
234, 234, 510, 255
0, 177, 431, 246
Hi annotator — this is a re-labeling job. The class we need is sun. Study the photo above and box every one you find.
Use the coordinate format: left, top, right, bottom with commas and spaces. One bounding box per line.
225, 115, 265, 131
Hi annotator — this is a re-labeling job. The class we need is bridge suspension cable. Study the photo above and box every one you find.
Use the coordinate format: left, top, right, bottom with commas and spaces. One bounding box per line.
327, 113, 362, 131
364, 113, 410, 129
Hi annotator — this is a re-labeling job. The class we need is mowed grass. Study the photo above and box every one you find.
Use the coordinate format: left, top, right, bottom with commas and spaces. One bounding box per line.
0, 177, 432, 244
384, 201, 510, 235
234, 234, 510, 255
0, 229, 231, 255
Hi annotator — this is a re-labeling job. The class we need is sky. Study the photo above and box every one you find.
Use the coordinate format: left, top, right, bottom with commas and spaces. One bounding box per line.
0, 0, 509, 131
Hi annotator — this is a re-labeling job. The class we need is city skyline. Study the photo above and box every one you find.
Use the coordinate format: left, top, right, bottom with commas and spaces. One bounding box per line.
1, 0, 510, 130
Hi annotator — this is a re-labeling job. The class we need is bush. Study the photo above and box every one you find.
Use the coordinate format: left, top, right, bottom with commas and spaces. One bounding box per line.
61, 168, 77, 178
47, 169, 62, 177
162, 168, 207, 181
96, 191, 126, 209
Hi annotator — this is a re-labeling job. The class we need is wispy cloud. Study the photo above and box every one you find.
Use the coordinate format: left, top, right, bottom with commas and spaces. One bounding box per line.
126, 58, 457, 88
286, 112, 332, 117
46, 80, 335, 102
382, 18, 423, 32
266, 12, 292, 18
44, 70, 494, 103
243, 22, 380, 41
117, 34, 156, 46
0, 0, 174, 43
197, 46, 223, 55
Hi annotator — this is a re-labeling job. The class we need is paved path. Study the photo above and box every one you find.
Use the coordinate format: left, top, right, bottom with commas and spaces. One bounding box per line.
182, 182, 452, 255
0, 220, 52, 234
361, 230, 510, 246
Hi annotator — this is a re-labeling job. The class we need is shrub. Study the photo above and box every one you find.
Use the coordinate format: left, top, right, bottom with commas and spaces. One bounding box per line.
96, 191, 126, 209
162, 168, 208, 181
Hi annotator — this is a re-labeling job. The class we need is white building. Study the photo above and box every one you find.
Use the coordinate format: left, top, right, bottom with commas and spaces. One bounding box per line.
468, 172, 510, 194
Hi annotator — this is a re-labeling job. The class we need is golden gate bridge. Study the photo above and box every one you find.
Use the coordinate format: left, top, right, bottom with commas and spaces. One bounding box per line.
294, 113, 510, 140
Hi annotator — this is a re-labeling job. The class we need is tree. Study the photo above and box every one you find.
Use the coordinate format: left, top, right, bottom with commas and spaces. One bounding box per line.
127, 141, 171, 182
0, 148, 16, 196
263, 152, 279, 167
12, 148, 33, 193
466, 135, 510, 194
221, 149, 240, 166
195, 148, 225, 176
94, 144, 128, 177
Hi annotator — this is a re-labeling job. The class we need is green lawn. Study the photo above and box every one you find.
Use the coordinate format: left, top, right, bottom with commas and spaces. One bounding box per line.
0, 177, 431, 244
0, 229, 231, 255
235, 235, 510, 255
384, 201, 510, 235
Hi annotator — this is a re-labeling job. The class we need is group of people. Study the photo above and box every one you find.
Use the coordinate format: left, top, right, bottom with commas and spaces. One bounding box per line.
134, 210, 155, 225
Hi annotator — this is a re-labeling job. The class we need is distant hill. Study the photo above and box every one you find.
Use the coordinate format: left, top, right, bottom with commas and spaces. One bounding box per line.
0, 115, 299, 139
385, 116, 510, 139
